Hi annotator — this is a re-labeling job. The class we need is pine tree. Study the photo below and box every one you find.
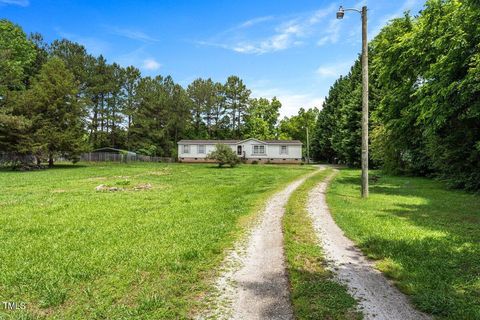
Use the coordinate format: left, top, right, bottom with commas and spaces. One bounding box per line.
23, 57, 86, 166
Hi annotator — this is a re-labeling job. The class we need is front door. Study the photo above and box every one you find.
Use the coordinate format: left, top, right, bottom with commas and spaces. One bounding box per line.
237, 145, 242, 156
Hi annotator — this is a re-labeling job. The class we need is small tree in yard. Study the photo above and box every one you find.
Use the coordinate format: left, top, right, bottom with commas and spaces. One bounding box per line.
207, 144, 240, 168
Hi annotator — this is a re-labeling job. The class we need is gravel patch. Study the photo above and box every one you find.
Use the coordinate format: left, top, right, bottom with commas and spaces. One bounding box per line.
199, 173, 315, 319
307, 170, 431, 320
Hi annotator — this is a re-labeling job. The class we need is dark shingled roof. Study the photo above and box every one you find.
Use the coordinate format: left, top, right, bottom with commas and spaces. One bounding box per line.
178, 140, 240, 144
177, 139, 302, 145
263, 140, 303, 145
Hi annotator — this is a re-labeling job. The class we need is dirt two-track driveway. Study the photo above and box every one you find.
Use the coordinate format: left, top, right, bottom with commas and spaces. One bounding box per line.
201, 168, 430, 320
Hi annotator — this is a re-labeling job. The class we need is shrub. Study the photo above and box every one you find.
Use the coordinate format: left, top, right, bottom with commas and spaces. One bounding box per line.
207, 144, 240, 168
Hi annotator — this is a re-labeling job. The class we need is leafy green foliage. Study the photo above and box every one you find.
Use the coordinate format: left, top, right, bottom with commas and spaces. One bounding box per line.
0, 20, 36, 159
279, 107, 319, 158
224, 75, 251, 138
243, 97, 281, 140
207, 143, 240, 167
0, 19, 36, 95
23, 57, 87, 165
313, 0, 480, 190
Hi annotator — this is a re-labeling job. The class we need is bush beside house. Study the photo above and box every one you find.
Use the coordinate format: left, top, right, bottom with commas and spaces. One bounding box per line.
207, 144, 240, 168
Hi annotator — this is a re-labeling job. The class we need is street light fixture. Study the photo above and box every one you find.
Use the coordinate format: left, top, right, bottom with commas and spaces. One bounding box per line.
336, 5, 369, 198
336, 6, 345, 19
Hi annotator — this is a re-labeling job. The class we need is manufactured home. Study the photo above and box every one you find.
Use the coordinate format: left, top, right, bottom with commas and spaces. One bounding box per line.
177, 138, 302, 164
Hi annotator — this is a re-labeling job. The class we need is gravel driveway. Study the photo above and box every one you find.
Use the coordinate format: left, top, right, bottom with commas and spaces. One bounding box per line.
307, 170, 431, 320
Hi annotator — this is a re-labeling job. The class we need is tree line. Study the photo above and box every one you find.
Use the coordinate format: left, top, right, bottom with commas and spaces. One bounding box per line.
0, 19, 316, 166
312, 0, 480, 191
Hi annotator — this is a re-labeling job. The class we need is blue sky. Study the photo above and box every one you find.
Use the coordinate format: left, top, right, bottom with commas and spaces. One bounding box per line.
1, 0, 425, 117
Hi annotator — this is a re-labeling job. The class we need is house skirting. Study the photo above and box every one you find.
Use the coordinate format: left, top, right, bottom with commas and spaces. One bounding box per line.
178, 157, 301, 164
178, 157, 216, 163
244, 158, 301, 164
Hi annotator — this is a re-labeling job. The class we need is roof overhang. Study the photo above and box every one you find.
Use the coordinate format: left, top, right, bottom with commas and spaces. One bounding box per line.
237, 138, 267, 144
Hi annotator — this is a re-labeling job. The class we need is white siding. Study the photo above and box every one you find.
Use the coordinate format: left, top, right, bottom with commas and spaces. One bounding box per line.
178, 143, 236, 158
242, 140, 267, 158
265, 145, 302, 159
178, 139, 302, 160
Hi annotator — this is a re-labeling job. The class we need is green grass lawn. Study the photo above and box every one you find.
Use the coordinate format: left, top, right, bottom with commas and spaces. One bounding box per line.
0, 162, 313, 319
283, 169, 361, 320
327, 169, 480, 320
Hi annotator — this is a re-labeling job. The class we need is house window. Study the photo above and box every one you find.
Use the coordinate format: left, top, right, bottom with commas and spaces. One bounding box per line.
198, 145, 206, 154
183, 144, 190, 154
280, 145, 288, 154
253, 145, 265, 154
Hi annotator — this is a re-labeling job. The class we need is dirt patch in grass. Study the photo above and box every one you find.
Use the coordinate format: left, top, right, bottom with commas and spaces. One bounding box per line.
95, 183, 153, 192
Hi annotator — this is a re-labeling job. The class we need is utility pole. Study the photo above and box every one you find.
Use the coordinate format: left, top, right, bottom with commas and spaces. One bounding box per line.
306, 126, 310, 164
337, 5, 369, 198
361, 6, 369, 198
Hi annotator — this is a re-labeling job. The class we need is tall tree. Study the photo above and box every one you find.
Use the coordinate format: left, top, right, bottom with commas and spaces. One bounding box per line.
211, 82, 227, 138
164, 76, 191, 155
123, 65, 141, 149
105, 63, 125, 148
315, 0, 480, 190
244, 97, 281, 139
23, 57, 86, 166
130, 76, 168, 156
0, 19, 36, 96
49, 39, 93, 94
0, 20, 36, 161
187, 78, 216, 138
224, 76, 251, 138
279, 107, 319, 158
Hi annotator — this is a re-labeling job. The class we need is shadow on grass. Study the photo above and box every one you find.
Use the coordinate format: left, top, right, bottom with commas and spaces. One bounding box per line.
332, 170, 480, 319
237, 269, 359, 320
205, 165, 237, 169
287, 268, 361, 320
49, 164, 88, 170
334, 172, 480, 236
359, 236, 480, 319
0, 163, 88, 173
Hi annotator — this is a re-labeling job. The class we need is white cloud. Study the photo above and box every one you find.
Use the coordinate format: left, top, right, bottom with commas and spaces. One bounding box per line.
108, 27, 159, 42
251, 86, 324, 118
233, 33, 294, 54
317, 19, 341, 46
316, 61, 352, 78
199, 3, 338, 55
316, 66, 339, 78
56, 30, 110, 56
238, 16, 274, 29
142, 58, 161, 71
308, 5, 336, 24
0, 0, 29, 6
230, 18, 308, 54
115, 47, 163, 74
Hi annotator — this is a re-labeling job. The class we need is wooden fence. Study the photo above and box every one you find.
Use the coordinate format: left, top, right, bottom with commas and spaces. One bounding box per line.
0, 152, 175, 165
79, 152, 175, 163
0, 153, 35, 165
